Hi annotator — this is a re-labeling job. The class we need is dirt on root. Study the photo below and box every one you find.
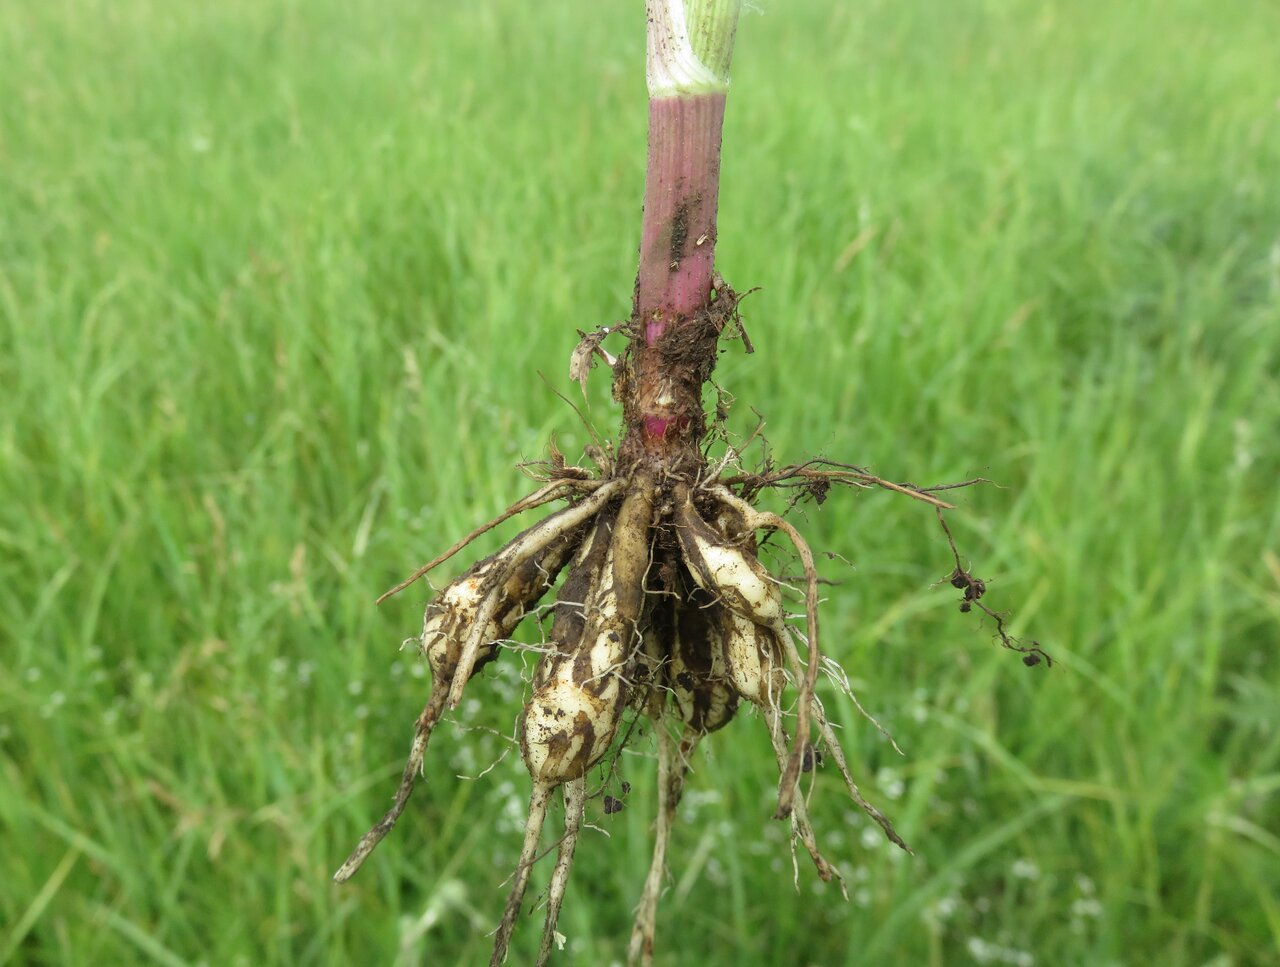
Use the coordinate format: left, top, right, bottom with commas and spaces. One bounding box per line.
614, 277, 745, 474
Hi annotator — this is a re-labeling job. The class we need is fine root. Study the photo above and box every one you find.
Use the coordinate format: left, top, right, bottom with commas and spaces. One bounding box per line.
935, 508, 1054, 667
628, 718, 682, 967
811, 694, 910, 853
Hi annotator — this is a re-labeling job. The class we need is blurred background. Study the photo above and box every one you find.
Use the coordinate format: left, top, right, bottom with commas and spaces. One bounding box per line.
2, 0, 1278, 963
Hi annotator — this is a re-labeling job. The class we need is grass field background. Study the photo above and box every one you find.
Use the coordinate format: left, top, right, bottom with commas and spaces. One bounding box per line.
3, 0, 1279, 964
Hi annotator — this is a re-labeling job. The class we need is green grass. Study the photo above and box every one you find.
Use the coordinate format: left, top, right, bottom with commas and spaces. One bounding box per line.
2, 0, 1278, 963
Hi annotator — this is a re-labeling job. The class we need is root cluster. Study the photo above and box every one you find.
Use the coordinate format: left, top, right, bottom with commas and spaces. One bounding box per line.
334, 433, 1044, 963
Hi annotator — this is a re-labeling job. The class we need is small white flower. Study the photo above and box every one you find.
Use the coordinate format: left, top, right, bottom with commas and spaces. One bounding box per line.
1071, 897, 1103, 919
1010, 858, 1040, 880
876, 767, 905, 801
967, 937, 992, 963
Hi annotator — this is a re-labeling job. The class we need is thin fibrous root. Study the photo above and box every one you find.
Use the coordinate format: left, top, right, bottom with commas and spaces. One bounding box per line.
378, 479, 595, 605
710, 484, 908, 850
628, 717, 683, 967
812, 694, 911, 853
761, 703, 845, 894
709, 486, 821, 820
332, 693, 446, 882
819, 653, 904, 756
774, 628, 909, 853
536, 778, 586, 967
935, 507, 1054, 667
450, 477, 629, 710
721, 459, 964, 511
491, 781, 555, 967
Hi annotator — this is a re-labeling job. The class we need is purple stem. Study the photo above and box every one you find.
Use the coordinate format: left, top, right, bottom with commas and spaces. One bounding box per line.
637, 93, 726, 343
631, 92, 727, 449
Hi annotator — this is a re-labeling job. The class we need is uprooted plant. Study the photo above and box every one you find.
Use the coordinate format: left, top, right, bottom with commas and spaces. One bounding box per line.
334, 2, 1049, 963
